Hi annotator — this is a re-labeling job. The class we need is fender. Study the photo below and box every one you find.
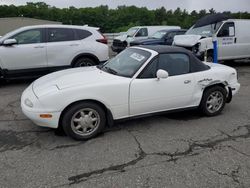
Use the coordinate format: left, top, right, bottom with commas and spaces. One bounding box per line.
200, 80, 231, 100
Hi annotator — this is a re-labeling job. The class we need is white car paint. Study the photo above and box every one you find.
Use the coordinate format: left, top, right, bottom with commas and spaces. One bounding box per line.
173, 19, 250, 61
21, 46, 240, 129
0, 25, 109, 72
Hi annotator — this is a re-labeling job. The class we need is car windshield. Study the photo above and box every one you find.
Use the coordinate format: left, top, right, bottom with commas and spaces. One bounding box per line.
98, 48, 151, 78
150, 31, 167, 39
127, 28, 139, 37
186, 22, 222, 37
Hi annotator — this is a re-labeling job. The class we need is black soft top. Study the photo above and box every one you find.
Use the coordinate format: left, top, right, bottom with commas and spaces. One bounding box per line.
138, 45, 210, 72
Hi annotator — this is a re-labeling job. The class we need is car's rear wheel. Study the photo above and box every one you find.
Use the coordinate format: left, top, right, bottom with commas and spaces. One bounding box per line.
200, 86, 227, 116
73, 57, 96, 67
62, 102, 106, 140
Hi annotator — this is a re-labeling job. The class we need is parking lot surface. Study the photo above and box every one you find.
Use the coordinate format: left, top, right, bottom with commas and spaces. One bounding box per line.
0, 61, 250, 188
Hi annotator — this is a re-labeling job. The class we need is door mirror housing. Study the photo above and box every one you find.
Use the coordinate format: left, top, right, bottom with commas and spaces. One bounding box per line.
156, 69, 169, 80
3, 39, 17, 46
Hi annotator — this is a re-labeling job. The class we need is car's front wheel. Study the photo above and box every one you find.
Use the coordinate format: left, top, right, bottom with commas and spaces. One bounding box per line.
62, 102, 106, 140
200, 86, 227, 116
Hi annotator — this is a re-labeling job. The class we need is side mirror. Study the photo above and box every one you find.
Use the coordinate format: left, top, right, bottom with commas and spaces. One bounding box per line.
3, 39, 17, 46
156, 69, 169, 80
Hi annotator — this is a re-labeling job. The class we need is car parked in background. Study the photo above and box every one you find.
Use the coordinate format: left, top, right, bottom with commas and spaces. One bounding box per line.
130, 29, 187, 46
0, 25, 109, 79
173, 18, 250, 62
21, 45, 240, 140
111, 26, 181, 52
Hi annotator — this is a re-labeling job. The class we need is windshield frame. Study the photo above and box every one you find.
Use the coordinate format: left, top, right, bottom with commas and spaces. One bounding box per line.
126, 27, 139, 37
186, 22, 223, 37
98, 48, 153, 78
150, 30, 167, 39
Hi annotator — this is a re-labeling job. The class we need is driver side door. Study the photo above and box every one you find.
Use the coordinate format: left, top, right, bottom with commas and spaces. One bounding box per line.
129, 53, 196, 116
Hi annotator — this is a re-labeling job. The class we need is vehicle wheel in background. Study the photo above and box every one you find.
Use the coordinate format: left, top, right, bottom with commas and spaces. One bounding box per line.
73, 57, 96, 67
206, 52, 214, 62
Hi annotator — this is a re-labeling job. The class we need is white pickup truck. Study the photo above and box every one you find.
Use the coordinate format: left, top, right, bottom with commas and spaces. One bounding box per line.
173, 19, 250, 62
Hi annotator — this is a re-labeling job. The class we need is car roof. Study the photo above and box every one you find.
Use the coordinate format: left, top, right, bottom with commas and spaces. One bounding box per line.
158, 29, 187, 32
138, 45, 192, 54
16, 24, 99, 31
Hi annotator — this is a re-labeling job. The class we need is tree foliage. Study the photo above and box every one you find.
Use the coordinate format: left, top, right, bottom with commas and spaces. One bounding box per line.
0, 3, 249, 32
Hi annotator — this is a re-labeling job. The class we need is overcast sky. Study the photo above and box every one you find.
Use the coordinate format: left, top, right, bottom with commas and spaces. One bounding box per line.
0, 0, 250, 12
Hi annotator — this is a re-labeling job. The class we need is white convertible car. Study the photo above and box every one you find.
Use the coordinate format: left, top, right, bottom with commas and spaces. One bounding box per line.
21, 46, 240, 140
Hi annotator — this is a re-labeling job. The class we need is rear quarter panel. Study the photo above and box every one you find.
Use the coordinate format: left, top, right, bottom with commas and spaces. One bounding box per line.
191, 63, 236, 106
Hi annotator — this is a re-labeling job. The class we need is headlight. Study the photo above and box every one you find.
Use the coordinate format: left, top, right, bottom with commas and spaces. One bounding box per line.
24, 98, 33, 108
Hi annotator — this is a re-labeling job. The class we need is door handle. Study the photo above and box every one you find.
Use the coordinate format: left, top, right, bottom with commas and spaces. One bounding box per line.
34, 46, 45, 49
184, 80, 191, 84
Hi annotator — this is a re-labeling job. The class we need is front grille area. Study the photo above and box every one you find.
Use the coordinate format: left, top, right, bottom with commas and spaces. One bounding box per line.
113, 39, 126, 47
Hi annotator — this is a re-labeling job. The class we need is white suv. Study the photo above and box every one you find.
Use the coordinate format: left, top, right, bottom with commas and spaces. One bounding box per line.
0, 25, 109, 79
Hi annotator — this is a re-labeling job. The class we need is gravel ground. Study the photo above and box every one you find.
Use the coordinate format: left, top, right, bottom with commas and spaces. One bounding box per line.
0, 61, 250, 188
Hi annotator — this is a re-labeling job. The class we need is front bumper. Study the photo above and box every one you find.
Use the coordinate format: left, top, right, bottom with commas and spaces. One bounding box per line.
21, 85, 60, 129
111, 45, 126, 53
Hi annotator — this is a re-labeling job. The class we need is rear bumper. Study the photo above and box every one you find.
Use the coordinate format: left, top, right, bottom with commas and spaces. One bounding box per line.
230, 82, 240, 96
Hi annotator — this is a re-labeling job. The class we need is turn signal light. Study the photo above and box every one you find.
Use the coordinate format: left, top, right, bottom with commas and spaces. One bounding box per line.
40, 114, 53, 118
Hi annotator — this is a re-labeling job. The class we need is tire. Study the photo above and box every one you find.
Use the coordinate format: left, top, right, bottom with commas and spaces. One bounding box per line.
62, 102, 106, 140
73, 57, 96, 67
199, 86, 227, 116
206, 52, 213, 62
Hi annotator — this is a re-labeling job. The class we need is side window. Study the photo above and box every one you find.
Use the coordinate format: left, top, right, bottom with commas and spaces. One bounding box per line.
135, 28, 148, 37
74, 29, 92, 40
158, 53, 190, 76
12, 29, 42, 45
48, 28, 75, 42
217, 22, 235, 37
139, 58, 158, 79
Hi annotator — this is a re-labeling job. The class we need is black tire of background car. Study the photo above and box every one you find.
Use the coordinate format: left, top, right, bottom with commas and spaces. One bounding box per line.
206, 51, 214, 62
62, 102, 106, 140
199, 86, 227, 116
73, 57, 96, 67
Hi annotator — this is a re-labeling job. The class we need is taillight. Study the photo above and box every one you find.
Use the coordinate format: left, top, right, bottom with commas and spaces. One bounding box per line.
96, 33, 108, 44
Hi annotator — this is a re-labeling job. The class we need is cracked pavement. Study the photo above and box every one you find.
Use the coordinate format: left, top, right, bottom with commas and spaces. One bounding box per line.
0, 61, 250, 188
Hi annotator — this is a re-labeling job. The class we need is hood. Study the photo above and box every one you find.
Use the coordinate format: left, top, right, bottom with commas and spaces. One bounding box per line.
32, 67, 121, 97
130, 38, 163, 45
114, 34, 128, 42
174, 34, 203, 47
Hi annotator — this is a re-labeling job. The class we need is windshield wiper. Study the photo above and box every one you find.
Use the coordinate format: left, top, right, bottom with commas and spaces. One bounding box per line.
96, 64, 104, 69
103, 66, 118, 75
